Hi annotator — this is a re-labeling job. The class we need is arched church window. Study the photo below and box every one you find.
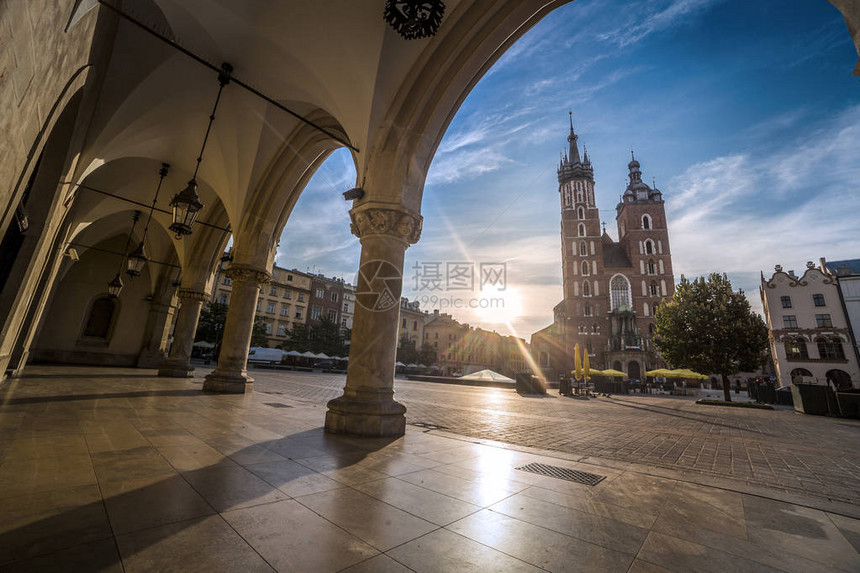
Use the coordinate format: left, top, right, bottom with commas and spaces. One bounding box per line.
578, 223, 586, 237
642, 215, 652, 230
610, 275, 631, 310
579, 241, 587, 256
83, 297, 116, 339
584, 303, 592, 317
647, 260, 656, 275
645, 240, 655, 255
583, 281, 591, 297
581, 261, 590, 276
649, 282, 658, 296
785, 338, 809, 360
577, 206, 585, 219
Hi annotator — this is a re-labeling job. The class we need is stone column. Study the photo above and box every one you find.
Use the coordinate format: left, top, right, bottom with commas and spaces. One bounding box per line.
158, 289, 207, 377
137, 299, 175, 368
326, 205, 422, 437
202, 264, 270, 393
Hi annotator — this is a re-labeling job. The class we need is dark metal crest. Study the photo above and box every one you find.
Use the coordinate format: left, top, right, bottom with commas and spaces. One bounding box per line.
384, 0, 445, 40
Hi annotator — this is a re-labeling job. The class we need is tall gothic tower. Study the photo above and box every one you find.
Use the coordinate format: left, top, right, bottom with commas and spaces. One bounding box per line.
534, 114, 675, 381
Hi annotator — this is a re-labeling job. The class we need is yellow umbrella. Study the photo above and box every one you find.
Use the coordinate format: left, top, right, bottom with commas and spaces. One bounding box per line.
645, 368, 673, 377
671, 368, 708, 379
588, 368, 605, 376
573, 343, 582, 379
600, 369, 627, 378
583, 349, 591, 381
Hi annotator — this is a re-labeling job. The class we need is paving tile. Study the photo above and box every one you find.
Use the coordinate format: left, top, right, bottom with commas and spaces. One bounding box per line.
116, 515, 273, 573
156, 443, 237, 472
654, 481, 747, 539
387, 528, 543, 572
245, 458, 345, 497
181, 464, 287, 512
354, 476, 481, 525
489, 491, 649, 555
397, 468, 525, 507
0, 453, 96, 498
0, 484, 112, 565
90, 446, 175, 482
626, 559, 674, 573
637, 531, 782, 573
223, 499, 378, 571
828, 512, 860, 554
295, 453, 391, 485
100, 474, 215, 535
519, 485, 658, 529
296, 487, 438, 551
744, 495, 860, 572
0, 537, 123, 573
447, 509, 635, 572
338, 553, 413, 573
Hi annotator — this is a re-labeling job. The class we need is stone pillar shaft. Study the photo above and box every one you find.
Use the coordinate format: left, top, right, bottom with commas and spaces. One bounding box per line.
325, 205, 422, 437
137, 300, 174, 368
158, 289, 206, 378
202, 264, 269, 393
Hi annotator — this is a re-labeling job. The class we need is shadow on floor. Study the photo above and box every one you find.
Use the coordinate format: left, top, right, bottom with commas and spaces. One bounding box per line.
1, 389, 207, 406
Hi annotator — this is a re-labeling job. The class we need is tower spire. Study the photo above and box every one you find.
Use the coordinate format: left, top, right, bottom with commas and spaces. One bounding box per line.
567, 111, 581, 164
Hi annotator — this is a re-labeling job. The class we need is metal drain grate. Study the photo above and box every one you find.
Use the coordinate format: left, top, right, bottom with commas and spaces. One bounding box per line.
263, 402, 292, 408
515, 463, 605, 486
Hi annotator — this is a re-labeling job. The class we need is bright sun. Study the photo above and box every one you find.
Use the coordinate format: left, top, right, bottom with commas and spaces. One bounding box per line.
474, 285, 524, 325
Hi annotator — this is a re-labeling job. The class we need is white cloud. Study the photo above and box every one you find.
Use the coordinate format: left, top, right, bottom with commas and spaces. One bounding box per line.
597, 0, 728, 47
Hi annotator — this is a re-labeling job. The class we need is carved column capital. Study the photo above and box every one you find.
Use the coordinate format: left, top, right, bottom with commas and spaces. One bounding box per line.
176, 289, 208, 303
225, 264, 271, 286
349, 206, 422, 245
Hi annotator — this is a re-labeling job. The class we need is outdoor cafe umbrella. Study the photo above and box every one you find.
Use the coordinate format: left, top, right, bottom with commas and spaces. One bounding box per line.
671, 368, 708, 379
645, 368, 674, 377
600, 369, 627, 378
573, 343, 582, 379
583, 348, 591, 381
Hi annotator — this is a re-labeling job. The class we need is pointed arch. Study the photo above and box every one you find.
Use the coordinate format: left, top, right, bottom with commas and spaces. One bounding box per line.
610, 274, 632, 310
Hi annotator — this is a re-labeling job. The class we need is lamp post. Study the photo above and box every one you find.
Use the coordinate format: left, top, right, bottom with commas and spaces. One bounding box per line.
168, 62, 232, 239
127, 163, 169, 277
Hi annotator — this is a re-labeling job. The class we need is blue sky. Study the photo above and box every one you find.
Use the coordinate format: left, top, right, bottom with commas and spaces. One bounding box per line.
277, 0, 860, 339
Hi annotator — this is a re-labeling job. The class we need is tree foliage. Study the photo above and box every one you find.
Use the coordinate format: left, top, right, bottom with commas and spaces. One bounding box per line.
397, 336, 419, 364
654, 273, 768, 402
283, 316, 348, 356
195, 302, 269, 348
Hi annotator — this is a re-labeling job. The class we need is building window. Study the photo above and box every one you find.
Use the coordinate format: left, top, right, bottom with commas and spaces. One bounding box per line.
642, 215, 651, 230
328, 309, 337, 321
311, 306, 322, 320
287, 274, 293, 282
218, 293, 228, 304
330, 292, 338, 302
295, 309, 303, 319
644, 240, 654, 255
578, 223, 586, 237
579, 241, 587, 256
581, 261, 590, 276
413, 320, 418, 331
277, 324, 287, 336
264, 323, 272, 335
281, 306, 288, 316
610, 275, 631, 310
315, 288, 324, 298
649, 282, 658, 296
647, 260, 656, 275
583, 281, 591, 297
267, 303, 275, 314
270, 286, 278, 296
584, 304, 592, 317
577, 206, 585, 219
256, 300, 262, 311
298, 293, 305, 302
815, 314, 833, 328
83, 297, 116, 339
342, 318, 347, 327
343, 303, 349, 312
817, 338, 845, 360
402, 318, 407, 328
223, 277, 232, 286
284, 290, 291, 299
783, 315, 798, 329
780, 296, 792, 308
813, 294, 826, 307
784, 338, 808, 360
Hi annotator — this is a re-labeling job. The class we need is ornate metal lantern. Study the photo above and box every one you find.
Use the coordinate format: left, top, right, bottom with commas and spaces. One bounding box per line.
168, 179, 203, 238
383, 0, 445, 40
107, 273, 124, 298
126, 242, 147, 277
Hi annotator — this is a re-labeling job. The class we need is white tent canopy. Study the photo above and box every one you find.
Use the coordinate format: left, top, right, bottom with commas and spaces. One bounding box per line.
460, 369, 514, 383
193, 341, 215, 348
285, 350, 303, 357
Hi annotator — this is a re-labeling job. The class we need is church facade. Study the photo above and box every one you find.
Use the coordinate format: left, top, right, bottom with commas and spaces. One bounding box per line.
531, 116, 675, 381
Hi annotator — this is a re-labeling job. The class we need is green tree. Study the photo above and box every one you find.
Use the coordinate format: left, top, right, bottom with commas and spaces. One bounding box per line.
654, 273, 768, 402
419, 344, 438, 366
195, 302, 229, 343
251, 315, 269, 347
397, 336, 419, 364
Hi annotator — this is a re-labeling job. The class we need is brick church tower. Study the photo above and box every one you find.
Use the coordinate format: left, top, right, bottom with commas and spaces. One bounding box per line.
532, 114, 675, 381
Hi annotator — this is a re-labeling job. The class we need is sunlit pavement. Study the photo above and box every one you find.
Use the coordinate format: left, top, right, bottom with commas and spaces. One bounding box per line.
1, 366, 858, 572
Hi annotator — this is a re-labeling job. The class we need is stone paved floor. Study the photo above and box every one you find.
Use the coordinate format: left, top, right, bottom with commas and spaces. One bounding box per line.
246, 368, 860, 508
0, 365, 858, 572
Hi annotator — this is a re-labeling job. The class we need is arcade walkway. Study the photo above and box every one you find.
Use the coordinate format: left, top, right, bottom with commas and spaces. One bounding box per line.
1, 367, 858, 572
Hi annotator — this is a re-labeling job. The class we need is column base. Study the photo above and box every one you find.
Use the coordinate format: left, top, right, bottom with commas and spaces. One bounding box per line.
325, 393, 407, 437
202, 370, 254, 394
157, 361, 194, 378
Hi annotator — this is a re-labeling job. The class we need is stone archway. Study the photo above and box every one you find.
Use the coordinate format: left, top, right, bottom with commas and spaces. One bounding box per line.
628, 361, 641, 381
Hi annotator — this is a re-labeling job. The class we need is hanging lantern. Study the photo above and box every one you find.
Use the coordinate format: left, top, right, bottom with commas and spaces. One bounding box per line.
126, 241, 147, 277
168, 178, 204, 238
107, 273, 124, 298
